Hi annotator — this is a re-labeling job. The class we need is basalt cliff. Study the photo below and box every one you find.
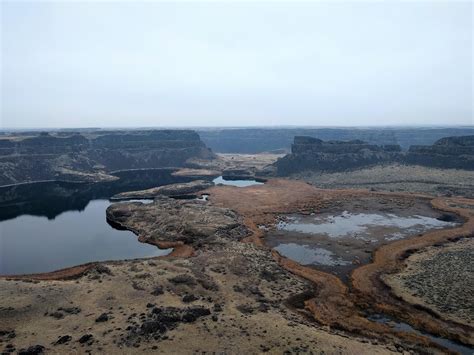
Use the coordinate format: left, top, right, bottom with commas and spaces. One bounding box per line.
0, 130, 214, 186
274, 136, 402, 175
274, 135, 474, 175
406, 135, 474, 170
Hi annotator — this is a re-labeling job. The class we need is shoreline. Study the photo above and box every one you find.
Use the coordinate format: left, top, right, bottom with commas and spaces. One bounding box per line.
1, 178, 472, 353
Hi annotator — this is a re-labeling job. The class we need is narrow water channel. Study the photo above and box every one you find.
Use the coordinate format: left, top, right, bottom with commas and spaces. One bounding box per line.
368, 313, 473, 355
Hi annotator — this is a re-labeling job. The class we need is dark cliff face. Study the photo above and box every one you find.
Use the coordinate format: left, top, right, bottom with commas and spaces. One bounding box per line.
275, 136, 402, 175
0, 130, 214, 186
274, 135, 474, 175
87, 130, 212, 171
405, 135, 474, 170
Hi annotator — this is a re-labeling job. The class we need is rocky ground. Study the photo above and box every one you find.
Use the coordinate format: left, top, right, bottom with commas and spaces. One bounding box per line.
383, 238, 474, 328
189, 153, 283, 174
110, 180, 214, 200
0, 238, 398, 354
1, 159, 473, 354
295, 164, 474, 197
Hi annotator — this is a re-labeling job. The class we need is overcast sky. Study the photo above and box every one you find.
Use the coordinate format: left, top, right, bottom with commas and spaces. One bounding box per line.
1, 0, 472, 128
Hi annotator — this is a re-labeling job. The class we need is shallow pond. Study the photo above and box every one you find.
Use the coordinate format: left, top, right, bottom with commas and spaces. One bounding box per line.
277, 211, 457, 240
212, 176, 264, 187
267, 210, 459, 281
274, 243, 350, 267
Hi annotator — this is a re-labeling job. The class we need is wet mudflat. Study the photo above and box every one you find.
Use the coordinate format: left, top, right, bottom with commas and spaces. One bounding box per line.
266, 207, 459, 281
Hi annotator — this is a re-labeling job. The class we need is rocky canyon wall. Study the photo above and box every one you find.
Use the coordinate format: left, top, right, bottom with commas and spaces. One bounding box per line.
0, 130, 214, 186
274, 135, 474, 175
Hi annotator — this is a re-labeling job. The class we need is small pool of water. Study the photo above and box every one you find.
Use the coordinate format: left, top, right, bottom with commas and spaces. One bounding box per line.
277, 211, 457, 240
274, 243, 350, 266
267, 211, 459, 281
118, 199, 154, 204
196, 194, 209, 201
368, 313, 473, 355
212, 176, 264, 187
0, 199, 170, 275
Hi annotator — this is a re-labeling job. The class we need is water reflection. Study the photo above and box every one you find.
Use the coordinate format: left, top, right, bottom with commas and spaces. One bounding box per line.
212, 176, 264, 187
0, 169, 185, 222
368, 313, 473, 355
274, 243, 350, 266
0, 169, 193, 275
277, 211, 457, 240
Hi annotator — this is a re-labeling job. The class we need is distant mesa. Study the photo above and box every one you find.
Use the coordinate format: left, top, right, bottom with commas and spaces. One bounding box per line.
274, 135, 474, 175
406, 135, 474, 170
274, 136, 402, 175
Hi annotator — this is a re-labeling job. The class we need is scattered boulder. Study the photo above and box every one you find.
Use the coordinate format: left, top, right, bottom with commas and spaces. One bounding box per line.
18, 345, 45, 355
78, 334, 94, 344
58, 307, 81, 315
126, 306, 211, 345
182, 294, 198, 303
168, 274, 196, 286
48, 311, 64, 319
151, 285, 164, 296
54, 335, 72, 345
95, 313, 109, 322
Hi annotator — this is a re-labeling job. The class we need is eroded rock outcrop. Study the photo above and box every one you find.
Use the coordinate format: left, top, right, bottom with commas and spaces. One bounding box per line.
0, 130, 214, 186
274, 135, 474, 175
110, 180, 213, 201
406, 135, 474, 170
106, 197, 247, 247
274, 136, 402, 175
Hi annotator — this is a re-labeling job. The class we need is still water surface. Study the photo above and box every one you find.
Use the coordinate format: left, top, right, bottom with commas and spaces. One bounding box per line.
0, 199, 167, 275
0, 171, 187, 275
212, 176, 264, 187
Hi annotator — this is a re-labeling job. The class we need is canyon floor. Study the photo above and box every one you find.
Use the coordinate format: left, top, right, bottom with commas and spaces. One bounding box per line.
1, 155, 473, 354
295, 164, 474, 198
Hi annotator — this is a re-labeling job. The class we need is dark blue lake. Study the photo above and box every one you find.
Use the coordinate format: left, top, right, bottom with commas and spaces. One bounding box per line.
0, 170, 191, 275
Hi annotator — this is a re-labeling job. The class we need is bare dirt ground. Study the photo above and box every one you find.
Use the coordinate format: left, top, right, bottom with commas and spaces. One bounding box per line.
295, 164, 474, 198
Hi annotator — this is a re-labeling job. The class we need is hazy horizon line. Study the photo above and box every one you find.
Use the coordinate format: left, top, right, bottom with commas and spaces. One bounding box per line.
1, 124, 474, 132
